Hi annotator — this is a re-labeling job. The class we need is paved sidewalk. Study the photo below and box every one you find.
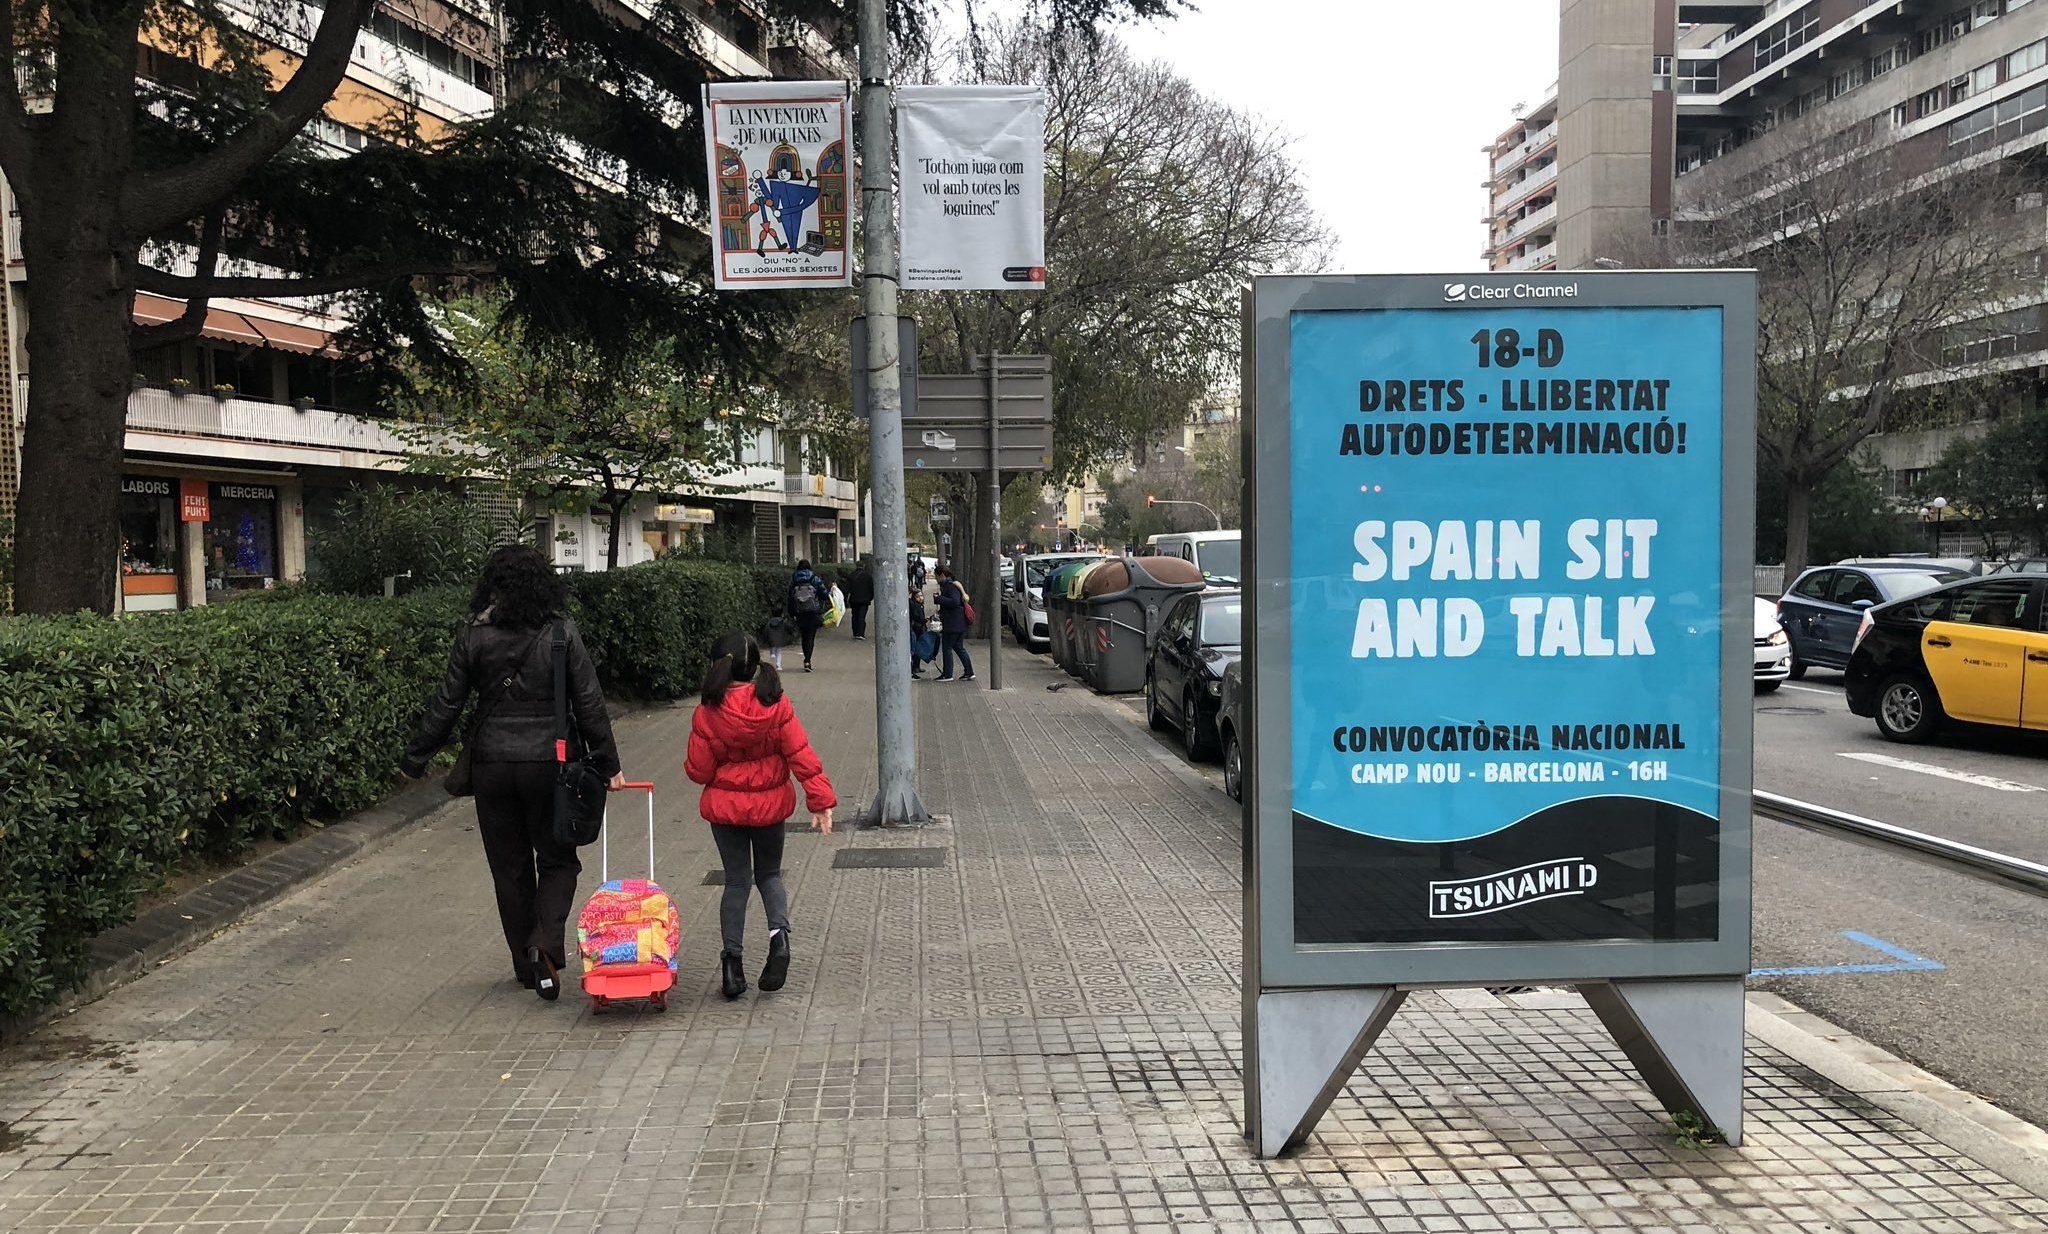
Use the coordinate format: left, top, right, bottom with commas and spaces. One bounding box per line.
3, 633, 2046, 1232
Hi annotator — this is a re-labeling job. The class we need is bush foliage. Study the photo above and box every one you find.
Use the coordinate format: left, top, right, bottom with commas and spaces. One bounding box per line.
0, 556, 775, 1021
307, 485, 503, 597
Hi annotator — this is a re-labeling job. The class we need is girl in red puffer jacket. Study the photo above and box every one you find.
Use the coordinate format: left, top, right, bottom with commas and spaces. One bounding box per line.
686, 632, 836, 1000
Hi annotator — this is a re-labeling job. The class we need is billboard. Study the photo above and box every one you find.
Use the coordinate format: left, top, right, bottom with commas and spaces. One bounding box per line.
1245, 272, 1756, 989
897, 85, 1046, 290
703, 81, 852, 289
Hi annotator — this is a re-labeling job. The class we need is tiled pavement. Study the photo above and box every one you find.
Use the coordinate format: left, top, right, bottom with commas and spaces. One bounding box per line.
2, 636, 2046, 1232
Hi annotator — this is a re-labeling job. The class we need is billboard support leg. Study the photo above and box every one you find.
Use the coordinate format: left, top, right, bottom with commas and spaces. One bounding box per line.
1248, 987, 1407, 1158
1579, 978, 1746, 1147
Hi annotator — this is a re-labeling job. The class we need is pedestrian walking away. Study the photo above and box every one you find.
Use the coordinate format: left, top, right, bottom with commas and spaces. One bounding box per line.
686, 633, 837, 999
845, 557, 875, 640
788, 559, 826, 671
401, 545, 625, 1003
932, 564, 977, 682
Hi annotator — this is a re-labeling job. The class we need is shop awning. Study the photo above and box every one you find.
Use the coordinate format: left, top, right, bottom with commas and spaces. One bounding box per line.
133, 293, 339, 357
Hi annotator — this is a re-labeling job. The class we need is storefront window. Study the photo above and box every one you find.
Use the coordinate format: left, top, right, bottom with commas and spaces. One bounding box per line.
206, 483, 280, 591
119, 476, 183, 613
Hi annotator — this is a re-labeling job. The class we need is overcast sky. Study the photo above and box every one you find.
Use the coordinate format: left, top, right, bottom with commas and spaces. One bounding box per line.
1098, 0, 1561, 273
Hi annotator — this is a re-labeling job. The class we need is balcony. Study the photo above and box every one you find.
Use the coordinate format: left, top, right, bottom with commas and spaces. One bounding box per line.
1505, 199, 1558, 241
1509, 242, 1559, 272
1493, 121, 1559, 179
782, 472, 858, 506
123, 384, 409, 458
1496, 160, 1559, 214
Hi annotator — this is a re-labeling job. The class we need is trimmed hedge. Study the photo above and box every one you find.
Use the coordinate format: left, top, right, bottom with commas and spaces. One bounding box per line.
570, 557, 765, 701
0, 558, 770, 1021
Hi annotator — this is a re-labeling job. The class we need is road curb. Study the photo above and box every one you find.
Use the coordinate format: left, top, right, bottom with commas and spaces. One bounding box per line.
1033, 646, 2048, 1199
1, 780, 462, 1044
1746, 991, 2048, 1198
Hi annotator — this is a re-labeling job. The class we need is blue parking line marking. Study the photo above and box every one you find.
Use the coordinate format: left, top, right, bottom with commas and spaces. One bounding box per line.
1750, 930, 1944, 978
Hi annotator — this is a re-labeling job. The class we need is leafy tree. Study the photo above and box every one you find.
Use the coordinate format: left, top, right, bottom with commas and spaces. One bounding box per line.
394, 297, 762, 570
306, 484, 505, 596
2, 0, 1181, 614
1919, 408, 2048, 557
1754, 450, 1912, 569
1645, 124, 2032, 579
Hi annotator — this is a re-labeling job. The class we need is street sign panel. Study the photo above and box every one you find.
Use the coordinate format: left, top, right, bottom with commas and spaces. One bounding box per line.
909, 370, 1052, 424
851, 316, 919, 420
1242, 270, 1758, 1156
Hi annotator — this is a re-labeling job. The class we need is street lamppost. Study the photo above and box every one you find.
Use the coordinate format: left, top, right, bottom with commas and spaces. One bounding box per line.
1921, 496, 1949, 553
1147, 495, 1223, 530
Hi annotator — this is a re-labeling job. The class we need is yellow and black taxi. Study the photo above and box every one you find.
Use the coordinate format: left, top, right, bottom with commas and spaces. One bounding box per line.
1845, 574, 2048, 743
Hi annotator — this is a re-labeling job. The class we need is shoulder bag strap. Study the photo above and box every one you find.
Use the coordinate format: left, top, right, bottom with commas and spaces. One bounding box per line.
551, 619, 571, 762
468, 623, 548, 740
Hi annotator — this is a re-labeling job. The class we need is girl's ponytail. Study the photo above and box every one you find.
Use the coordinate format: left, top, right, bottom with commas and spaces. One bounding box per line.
702, 632, 784, 706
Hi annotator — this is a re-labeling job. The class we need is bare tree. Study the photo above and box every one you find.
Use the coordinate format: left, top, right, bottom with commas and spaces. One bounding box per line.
1649, 122, 2034, 576
901, 21, 1324, 622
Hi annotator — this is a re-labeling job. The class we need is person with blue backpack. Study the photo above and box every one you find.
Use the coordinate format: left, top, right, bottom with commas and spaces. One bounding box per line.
788, 559, 827, 672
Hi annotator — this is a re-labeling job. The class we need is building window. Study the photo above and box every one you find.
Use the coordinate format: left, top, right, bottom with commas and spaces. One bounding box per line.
1755, 8, 1819, 70
1890, 468, 1929, 499
1828, 64, 1867, 99
1652, 55, 1673, 91
205, 484, 281, 591
1869, 41, 1910, 80
1975, 0, 2003, 29
1679, 59, 1719, 94
1914, 85, 1949, 120
2009, 39, 2047, 78
366, 11, 496, 92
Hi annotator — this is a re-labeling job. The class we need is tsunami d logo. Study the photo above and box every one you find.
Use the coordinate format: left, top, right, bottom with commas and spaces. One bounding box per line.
1429, 858, 1599, 919
1443, 282, 1469, 302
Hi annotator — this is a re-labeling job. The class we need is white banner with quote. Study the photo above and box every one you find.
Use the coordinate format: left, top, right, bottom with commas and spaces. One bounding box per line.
702, 80, 852, 289
897, 85, 1046, 290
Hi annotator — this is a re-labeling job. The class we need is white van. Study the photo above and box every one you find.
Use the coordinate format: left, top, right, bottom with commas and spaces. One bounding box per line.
1144, 530, 1241, 583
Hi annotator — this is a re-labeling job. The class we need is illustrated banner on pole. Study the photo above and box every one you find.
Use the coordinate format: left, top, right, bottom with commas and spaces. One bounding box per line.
897, 85, 1045, 290
703, 80, 852, 289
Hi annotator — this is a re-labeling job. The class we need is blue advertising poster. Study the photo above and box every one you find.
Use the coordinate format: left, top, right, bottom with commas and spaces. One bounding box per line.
1287, 305, 1726, 945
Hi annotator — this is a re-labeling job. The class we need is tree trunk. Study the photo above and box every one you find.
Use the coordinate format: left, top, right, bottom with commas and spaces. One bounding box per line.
11, 24, 145, 615
13, 209, 140, 616
605, 499, 625, 570
1782, 478, 1814, 583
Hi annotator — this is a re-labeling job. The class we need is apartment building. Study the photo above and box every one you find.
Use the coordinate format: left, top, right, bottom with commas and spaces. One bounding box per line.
1496, 0, 2048, 509
1482, 86, 1562, 272
1, 0, 860, 613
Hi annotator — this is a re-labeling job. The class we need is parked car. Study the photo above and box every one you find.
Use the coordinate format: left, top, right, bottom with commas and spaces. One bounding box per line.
1147, 588, 1242, 761
1777, 562, 1966, 677
1845, 574, 2047, 742
1753, 596, 1790, 693
1217, 659, 1246, 801
1144, 530, 1242, 584
1005, 550, 1107, 648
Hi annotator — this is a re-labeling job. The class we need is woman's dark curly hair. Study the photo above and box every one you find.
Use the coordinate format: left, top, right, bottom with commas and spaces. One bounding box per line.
469, 544, 567, 630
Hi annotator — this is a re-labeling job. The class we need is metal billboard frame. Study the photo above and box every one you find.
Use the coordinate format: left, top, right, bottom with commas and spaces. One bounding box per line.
1240, 270, 1759, 1157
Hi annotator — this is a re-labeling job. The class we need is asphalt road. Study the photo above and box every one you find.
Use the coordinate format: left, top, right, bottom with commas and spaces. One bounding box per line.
1750, 668, 2048, 1127
1089, 647, 2048, 1128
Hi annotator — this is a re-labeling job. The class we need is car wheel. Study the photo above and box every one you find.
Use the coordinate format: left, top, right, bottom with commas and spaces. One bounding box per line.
1754, 681, 1781, 695
1184, 692, 1218, 761
1147, 673, 1170, 731
1875, 676, 1941, 744
1222, 728, 1243, 802
1787, 649, 1807, 681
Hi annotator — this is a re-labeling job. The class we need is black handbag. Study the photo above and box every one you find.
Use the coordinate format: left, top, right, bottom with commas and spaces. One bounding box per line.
446, 625, 548, 797
552, 621, 609, 846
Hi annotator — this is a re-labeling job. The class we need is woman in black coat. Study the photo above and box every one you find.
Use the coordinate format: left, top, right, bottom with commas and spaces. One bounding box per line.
401, 545, 625, 1001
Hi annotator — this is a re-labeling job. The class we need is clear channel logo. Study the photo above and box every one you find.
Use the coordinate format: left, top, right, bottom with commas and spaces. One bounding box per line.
1442, 280, 1581, 303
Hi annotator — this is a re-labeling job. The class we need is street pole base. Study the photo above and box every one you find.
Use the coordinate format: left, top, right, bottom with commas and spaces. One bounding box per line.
858, 784, 933, 830
1245, 978, 1746, 1158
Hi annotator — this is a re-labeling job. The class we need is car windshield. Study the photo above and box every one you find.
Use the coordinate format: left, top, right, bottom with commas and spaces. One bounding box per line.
1879, 571, 1965, 600
1197, 539, 1242, 582
1201, 596, 1243, 645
